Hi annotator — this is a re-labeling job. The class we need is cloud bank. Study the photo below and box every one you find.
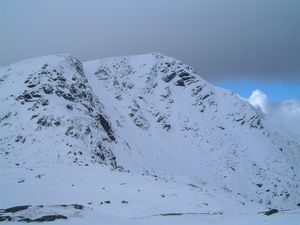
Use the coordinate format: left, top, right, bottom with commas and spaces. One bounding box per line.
247, 90, 300, 135
1, 0, 299, 82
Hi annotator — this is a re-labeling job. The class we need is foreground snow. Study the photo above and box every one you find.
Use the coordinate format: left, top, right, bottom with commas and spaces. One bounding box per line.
1, 161, 299, 224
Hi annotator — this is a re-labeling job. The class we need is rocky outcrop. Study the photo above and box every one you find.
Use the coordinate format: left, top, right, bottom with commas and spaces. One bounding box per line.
0, 54, 120, 168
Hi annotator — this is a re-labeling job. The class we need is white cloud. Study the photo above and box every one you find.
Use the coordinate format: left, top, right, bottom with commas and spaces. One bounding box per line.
247, 89, 269, 113
247, 90, 300, 136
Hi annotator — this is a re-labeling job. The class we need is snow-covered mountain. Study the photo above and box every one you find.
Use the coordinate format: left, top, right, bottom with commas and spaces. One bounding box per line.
1, 53, 300, 224
84, 53, 300, 208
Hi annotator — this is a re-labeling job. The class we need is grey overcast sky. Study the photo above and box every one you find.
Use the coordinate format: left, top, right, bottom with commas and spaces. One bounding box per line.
1, 0, 299, 82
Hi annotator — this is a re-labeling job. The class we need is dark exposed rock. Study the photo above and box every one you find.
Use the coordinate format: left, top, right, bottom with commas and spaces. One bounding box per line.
57, 77, 66, 82
163, 124, 171, 131
95, 150, 105, 161
191, 86, 203, 96
66, 104, 73, 110
72, 204, 84, 210
156, 116, 164, 123
19, 214, 67, 222
42, 85, 53, 94
18, 218, 32, 222
0, 204, 84, 223
264, 209, 279, 216
133, 116, 149, 130
42, 63, 48, 70
15, 135, 26, 143
27, 84, 37, 88
37, 117, 50, 127
82, 103, 94, 112
201, 94, 210, 100
162, 72, 177, 82
174, 79, 185, 86
178, 71, 195, 84
4, 205, 31, 213
54, 121, 61, 126
160, 213, 183, 216
96, 114, 115, 141
31, 93, 41, 98
178, 71, 190, 78
0, 112, 12, 123
35, 174, 44, 179
40, 99, 49, 106
23, 93, 32, 100
55, 89, 64, 97
62, 93, 75, 101
0, 216, 12, 221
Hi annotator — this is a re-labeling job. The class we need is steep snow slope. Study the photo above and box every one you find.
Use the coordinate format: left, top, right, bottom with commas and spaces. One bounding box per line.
0, 54, 120, 168
83, 53, 300, 209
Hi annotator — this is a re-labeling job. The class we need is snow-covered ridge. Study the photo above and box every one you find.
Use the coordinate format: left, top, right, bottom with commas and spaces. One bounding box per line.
1, 53, 300, 211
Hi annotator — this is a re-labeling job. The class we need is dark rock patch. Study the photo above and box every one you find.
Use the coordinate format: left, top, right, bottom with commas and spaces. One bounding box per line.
42, 85, 53, 94
32, 93, 41, 98
4, 205, 31, 213
0, 216, 12, 222
19, 214, 67, 222
72, 204, 84, 210
163, 124, 171, 131
174, 79, 185, 87
0, 112, 12, 123
96, 114, 115, 141
40, 99, 49, 106
161, 213, 183, 216
264, 209, 279, 216
15, 135, 26, 143
42, 64, 48, 70
201, 94, 210, 100
27, 84, 37, 88
37, 117, 51, 127
66, 104, 73, 110
54, 121, 61, 126
62, 93, 75, 102
162, 72, 177, 82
